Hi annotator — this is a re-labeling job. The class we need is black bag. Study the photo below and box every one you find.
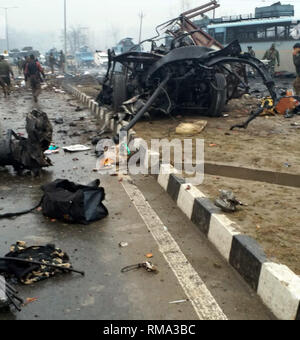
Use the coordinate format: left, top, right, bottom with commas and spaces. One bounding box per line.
41, 179, 108, 225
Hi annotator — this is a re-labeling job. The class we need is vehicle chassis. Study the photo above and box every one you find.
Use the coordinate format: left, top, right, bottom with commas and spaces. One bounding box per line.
97, 39, 278, 142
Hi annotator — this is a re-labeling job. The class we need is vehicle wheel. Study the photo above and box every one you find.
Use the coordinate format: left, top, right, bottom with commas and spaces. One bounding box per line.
207, 73, 227, 117
112, 74, 127, 113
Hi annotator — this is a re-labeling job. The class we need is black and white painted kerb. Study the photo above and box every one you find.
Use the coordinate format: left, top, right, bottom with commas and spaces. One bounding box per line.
64, 84, 300, 320
158, 165, 300, 320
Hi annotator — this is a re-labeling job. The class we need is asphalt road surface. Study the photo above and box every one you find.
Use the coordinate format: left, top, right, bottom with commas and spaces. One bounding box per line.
0, 84, 275, 320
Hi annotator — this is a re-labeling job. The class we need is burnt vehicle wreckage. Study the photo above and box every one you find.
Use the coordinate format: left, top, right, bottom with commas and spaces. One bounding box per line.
0, 110, 53, 176
96, 2, 299, 142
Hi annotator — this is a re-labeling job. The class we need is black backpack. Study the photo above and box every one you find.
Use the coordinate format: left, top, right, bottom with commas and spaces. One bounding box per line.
41, 179, 109, 224
27, 61, 39, 76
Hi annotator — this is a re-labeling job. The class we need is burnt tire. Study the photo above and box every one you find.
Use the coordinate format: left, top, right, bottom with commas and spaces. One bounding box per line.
112, 74, 127, 113
207, 73, 227, 117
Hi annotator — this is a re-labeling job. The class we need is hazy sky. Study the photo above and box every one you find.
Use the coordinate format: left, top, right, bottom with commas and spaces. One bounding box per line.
0, 0, 300, 51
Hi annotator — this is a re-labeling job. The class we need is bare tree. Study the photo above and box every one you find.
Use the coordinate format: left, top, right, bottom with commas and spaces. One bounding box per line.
110, 25, 120, 46
61, 26, 89, 55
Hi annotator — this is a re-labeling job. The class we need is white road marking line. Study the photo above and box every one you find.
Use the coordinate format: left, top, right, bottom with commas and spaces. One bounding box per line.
121, 176, 228, 321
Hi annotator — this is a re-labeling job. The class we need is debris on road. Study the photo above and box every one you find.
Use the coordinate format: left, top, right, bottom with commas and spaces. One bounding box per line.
41, 179, 108, 224
121, 262, 158, 274
215, 189, 245, 213
119, 242, 129, 248
62, 145, 91, 153
23, 297, 38, 306
44, 143, 60, 155
169, 299, 189, 304
0, 109, 53, 176
0, 275, 24, 312
0, 242, 84, 285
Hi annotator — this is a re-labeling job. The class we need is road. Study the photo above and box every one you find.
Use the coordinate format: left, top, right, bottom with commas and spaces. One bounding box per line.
0, 83, 275, 320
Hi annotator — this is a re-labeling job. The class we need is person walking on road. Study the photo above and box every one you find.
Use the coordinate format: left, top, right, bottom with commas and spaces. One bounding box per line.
263, 43, 280, 77
25, 54, 45, 103
59, 50, 66, 73
293, 43, 300, 95
0, 55, 14, 97
49, 52, 56, 74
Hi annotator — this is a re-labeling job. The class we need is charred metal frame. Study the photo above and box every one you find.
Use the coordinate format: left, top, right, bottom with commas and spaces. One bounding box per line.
97, 3, 300, 140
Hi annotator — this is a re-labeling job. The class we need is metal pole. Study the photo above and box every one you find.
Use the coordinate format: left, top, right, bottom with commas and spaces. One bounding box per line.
0, 7, 18, 53
64, 0, 67, 55
138, 12, 145, 44
5, 9, 8, 51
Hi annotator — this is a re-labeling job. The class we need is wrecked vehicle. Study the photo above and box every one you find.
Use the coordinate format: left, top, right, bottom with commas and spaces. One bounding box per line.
96, 5, 279, 140
0, 110, 53, 176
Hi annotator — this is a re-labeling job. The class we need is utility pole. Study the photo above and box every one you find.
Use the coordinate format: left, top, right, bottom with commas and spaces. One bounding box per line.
63, 0, 68, 72
0, 6, 18, 52
64, 0, 67, 55
138, 12, 145, 44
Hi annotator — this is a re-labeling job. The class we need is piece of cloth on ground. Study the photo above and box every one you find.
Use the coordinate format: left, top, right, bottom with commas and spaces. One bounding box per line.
0, 242, 72, 285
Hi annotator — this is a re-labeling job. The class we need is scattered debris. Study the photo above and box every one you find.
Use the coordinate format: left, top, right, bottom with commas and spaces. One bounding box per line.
215, 190, 245, 213
175, 121, 207, 136
54, 117, 64, 125
0, 275, 23, 312
169, 299, 189, 304
146, 253, 154, 259
75, 106, 83, 112
62, 145, 91, 153
44, 143, 60, 155
0, 110, 53, 176
0, 242, 84, 286
23, 297, 38, 306
121, 262, 158, 274
119, 242, 129, 248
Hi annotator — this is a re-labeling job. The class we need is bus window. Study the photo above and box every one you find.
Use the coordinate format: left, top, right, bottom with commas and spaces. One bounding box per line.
277, 26, 288, 39
258, 27, 266, 39
215, 32, 225, 44
226, 28, 235, 43
208, 29, 215, 37
266, 26, 276, 38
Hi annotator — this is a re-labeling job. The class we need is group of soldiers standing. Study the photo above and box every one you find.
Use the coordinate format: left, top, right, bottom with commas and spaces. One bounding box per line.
247, 43, 280, 76
48, 50, 66, 74
247, 42, 300, 95
0, 50, 66, 102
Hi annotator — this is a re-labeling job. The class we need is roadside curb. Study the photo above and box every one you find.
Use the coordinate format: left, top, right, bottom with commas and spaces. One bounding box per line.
64, 83, 300, 320
63, 83, 135, 137
157, 166, 300, 321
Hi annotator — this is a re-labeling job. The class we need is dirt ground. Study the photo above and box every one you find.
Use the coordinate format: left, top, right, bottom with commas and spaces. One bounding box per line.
134, 95, 300, 174
133, 94, 300, 275
198, 175, 300, 275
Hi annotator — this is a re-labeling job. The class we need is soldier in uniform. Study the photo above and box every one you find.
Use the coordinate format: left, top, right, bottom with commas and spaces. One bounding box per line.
263, 43, 280, 77
0, 55, 14, 97
293, 43, 300, 95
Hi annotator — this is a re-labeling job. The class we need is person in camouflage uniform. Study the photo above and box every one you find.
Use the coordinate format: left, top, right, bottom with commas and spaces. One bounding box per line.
293, 43, 300, 95
0, 55, 14, 97
263, 43, 280, 77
